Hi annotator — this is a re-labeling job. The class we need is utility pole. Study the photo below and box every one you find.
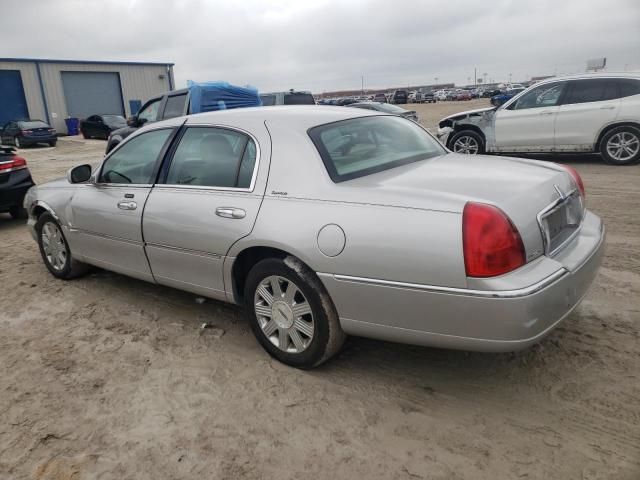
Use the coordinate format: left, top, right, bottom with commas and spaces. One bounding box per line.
361, 75, 364, 95
434, 76, 438, 86
483, 72, 487, 84
474, 67, 477, 87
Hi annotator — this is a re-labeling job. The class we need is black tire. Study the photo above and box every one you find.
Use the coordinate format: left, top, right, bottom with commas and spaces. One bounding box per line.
9, 206, 28, 219
81, 129, 90, 139
35, 213, 90, 279
244, 256, 346, 369
600, 126, 640, 166
49, 140, 57, 147
448, 129, 485, 155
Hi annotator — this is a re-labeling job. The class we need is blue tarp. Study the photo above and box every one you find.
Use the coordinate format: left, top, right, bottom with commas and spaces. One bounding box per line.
187, 80, 262, 113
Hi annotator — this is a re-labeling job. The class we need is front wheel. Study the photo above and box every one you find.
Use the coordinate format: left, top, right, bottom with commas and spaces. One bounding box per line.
49, 140, 57, 147
244, 257, 346, 368
600, 126, 640, 165
449, 130, 485, 155
36, 213, 90, 279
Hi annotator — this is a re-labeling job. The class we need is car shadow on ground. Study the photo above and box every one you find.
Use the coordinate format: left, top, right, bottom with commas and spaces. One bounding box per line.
0, 214, 28, 230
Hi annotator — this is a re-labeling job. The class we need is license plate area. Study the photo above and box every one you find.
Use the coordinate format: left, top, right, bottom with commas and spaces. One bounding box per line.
539, 190, 584, 256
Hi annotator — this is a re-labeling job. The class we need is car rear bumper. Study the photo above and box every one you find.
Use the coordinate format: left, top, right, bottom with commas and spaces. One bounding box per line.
319, 211, 605, 352
20, 135, 57, 145
0, 168, 35, 211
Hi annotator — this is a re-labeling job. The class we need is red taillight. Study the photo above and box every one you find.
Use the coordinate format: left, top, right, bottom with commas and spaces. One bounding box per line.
462, 202, 526, 278
0, 156, 27, 172
560, 165, 585, 198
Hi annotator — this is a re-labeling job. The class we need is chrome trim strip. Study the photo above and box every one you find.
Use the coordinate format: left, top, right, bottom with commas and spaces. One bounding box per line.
70, 228, 144, 246
145, 242, 222, 259
331, 269, 568, 299
154, 184, 256, 194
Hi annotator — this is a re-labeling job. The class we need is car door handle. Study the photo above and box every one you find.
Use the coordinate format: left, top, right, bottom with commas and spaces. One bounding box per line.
117, 200, 137, 210
539, 110, 555, 116
599, 105, 616, 110
216, 207, 246, 219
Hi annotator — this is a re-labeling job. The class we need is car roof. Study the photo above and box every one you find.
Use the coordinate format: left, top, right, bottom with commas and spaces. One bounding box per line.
535, 72, 640, 84
149, 105, 385, 131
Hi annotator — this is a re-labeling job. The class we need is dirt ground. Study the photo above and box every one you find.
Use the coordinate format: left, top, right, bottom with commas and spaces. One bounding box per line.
1, 100, 639, 479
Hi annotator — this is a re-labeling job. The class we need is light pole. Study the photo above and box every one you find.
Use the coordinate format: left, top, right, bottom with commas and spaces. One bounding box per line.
434, 76, 438, 86
509, 72, 512, 84
483, 72, 487, 84
361, 75, 364, 95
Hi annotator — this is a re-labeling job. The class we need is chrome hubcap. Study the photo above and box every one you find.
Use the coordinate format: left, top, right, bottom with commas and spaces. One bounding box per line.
607, 132, 639, 161
254, 275, 314, 354
453, 135, 479, 154
41, 222, 67, 271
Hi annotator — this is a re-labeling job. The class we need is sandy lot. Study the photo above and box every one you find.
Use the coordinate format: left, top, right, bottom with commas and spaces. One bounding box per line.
1, 100, 639, 479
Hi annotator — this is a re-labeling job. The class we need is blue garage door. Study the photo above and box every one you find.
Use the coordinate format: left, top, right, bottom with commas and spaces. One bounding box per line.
0, 70, 29, 125
61, 71, 125, 119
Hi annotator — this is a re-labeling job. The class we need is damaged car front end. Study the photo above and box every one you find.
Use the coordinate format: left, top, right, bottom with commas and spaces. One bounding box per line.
436, 107, 496, 153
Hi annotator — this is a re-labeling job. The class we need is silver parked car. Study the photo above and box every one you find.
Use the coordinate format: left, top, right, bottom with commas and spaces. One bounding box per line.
24, 106, 605, 368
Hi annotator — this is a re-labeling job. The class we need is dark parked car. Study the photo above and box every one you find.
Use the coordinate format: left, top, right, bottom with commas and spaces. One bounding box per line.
0, 146, 34, 219
482, 89, 502, 98
0, 120, 56, 148
392, 90, 408, 104
80, 114, 127, 140
490, 88, 526, 106
422, 91, 436, 103
347, 102, 418, 122
372, 93, 388, 103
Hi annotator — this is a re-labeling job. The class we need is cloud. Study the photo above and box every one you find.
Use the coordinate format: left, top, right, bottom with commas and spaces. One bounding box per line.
1, 0, 638, 93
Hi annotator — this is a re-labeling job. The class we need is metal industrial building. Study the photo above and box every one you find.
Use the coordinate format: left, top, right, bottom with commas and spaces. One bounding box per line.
0, 58, 174, 133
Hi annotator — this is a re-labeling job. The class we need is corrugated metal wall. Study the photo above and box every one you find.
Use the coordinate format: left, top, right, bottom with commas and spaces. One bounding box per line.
0, 60, 173, 132
0, 61, 46, 122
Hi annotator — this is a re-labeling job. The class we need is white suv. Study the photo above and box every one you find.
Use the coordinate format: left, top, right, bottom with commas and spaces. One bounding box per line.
437, 73, 640, 165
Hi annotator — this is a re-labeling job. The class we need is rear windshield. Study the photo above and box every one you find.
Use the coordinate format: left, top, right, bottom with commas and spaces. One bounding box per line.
102, 115, 127, 126
308, 116, 445, 182
19, 121, 49, 129
284, 93, 315, 105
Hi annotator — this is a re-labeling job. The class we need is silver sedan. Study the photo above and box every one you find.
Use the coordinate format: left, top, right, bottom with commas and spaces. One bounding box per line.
24, 106, 605, 368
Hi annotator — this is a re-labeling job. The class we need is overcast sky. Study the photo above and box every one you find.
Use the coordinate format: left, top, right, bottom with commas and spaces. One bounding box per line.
2, 0, 639, 92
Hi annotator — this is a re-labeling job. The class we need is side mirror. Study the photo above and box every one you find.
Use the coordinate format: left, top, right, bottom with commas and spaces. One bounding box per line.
67, 164, 93, 184
127, 115, 139, 127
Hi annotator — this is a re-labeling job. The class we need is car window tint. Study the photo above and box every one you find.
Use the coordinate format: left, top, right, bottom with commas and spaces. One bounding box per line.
513, 82, 565, 110
284, 93, 315, 105
166, 127, 256, 188
138, 99, 161, 123
260, 95, 276, 106
309, 116, 446, 183
620, 79, 640, 98
99, 129, 172, 184
564, 79, 616, 104
163, 94, 188, 119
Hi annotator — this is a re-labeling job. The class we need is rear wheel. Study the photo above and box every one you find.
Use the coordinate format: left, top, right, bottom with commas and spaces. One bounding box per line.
36, 213, 90, 279
49, 140, 57, 147
600, 126, 640, 165
81, 129, 90, 139
449, 130, 485, 155
244, 256, 346, 368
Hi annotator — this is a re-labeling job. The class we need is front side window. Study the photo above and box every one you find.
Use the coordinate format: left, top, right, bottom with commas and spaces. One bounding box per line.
564, 79, 619, 105
512, 82, 566, 110
99, 129, 172, 184
163, 94, 188, 119
137, 99, 161, 123
309, 116, 445, 183
165, 127, 257, 189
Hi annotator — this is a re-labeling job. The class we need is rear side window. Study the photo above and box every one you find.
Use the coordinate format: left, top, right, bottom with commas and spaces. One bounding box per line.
138, 99, 161, 123
166, 127, 257, 189
284, 93, 315, 105
163, 93, 188, 119
309, 116, 445, 183
564, 79, 619, 104
260, 94, 276, 106
620, 79, 640, 98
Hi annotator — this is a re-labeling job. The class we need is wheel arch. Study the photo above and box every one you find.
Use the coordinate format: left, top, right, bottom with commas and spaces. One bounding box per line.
595, 121, 640, 151
447, 124, 486, 149
228, 245, 316, 305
